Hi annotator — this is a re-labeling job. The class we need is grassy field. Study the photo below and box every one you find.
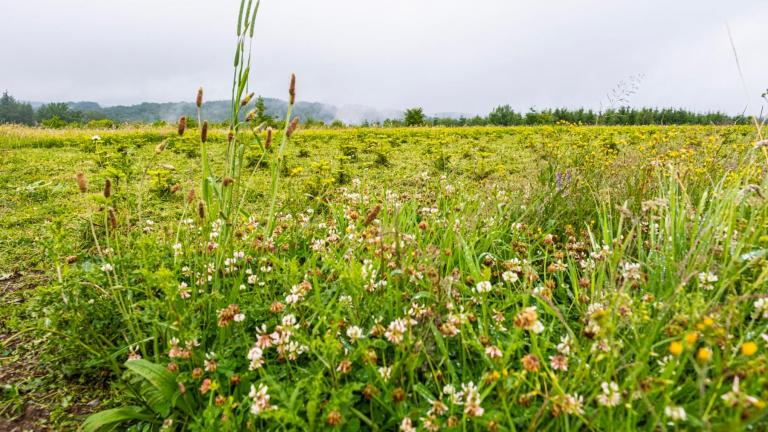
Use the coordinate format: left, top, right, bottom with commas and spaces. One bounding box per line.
1, 124, 767, 431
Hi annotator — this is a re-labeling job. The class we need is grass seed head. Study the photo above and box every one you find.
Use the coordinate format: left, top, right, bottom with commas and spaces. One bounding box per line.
265, 127, 273, 149
198, 201, 206, 219
187, 189, 196, 204
286, 117, 300, 138
196, 87, 204, 108
201, 121, 209, 143
108, 207, 117, 229
103, 178, 112, 198
241, 92, 254, 107
76, 172, 88, 193
289, 73, 296, 105
364, 204, 382, 226
178, 116, 187, 136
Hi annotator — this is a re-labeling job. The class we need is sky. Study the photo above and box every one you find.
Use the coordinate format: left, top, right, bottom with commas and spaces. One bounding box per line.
1, 0, 767, 117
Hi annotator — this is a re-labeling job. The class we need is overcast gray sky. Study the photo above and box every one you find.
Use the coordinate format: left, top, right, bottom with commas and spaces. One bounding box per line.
1, 0, 766, 116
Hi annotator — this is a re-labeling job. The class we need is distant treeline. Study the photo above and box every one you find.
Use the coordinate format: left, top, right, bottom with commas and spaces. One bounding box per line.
0, 91, 754, 128
384, 105, 750, 127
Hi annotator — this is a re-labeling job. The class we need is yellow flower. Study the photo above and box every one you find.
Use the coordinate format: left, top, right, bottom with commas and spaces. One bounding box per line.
669, 341, 684, 356
696, 347, 712, 363
685, 332, 698, 346
741, 342, 758, 356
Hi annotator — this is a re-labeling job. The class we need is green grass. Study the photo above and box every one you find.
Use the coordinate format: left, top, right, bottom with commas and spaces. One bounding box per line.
1, 123, 767, 430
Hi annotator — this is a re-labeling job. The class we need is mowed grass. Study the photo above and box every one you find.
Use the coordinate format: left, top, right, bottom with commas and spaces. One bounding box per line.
1, 124, 767, 431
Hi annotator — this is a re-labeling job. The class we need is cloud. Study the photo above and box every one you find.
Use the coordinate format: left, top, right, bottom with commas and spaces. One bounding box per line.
1, 0, 765, 115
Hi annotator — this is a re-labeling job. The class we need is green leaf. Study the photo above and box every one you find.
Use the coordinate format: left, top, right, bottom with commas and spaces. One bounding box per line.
82, 406, 153, 432
125, 359, 192, 416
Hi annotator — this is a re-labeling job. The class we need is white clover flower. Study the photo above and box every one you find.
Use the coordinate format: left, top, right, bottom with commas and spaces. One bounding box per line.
474, 280, 493, 294
346, 325, 364, 342
664, 405, 686, 422
378, 366, 392, 381
597, 381, 621, 407
502, 271, 519, 283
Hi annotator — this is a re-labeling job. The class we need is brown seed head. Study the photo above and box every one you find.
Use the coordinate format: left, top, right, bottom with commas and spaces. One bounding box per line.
286, 116, 300, 138
289, 73, 296, 105
326, 410, 342, 426
197, 201, 205, 219
364, 204, 382, 226
228, 129, 234, 143
187, 189, 196, 204
223, 177, 234, 187
240, 92, 254, 107
108, 207, 118, 229
521, 354, 540, 372
103, 178, 112, 198
178, 116, 187, 136
76, 172, 88, 193
201, 121, 209, 143
265, 127, 273, 149
245, 109, 256, 122
196, 87, 204, 108
392, 387, 406, 403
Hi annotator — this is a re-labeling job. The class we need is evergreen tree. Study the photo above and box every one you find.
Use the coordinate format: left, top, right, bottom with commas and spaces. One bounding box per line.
0, 91, 35, 125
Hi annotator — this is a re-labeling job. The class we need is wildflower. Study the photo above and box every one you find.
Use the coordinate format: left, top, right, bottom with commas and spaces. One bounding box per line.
91, 135, 101, 141
685, 332, 698, 345
247, 346, 264, 370
557, 336, 573, 355
385, 318, 408, 344
514, 306, 544, 333
474, 280, 492, 294
741, 341, 758, 356
753, 298, 768, 319
461, 382, 484, 417
428, 399, 448, 416
378, 366, 392, 381
669, 341, 683, 356
127, 345, 141, 361
204, 352, 217, 372
199, 378, 212, 395
550, 354, 569, 371
399, 417, 416, 432
620, 262, 643, 282
502, 271, 519, 283
336, 359, 352, 374
552, 393, 584, 416
697, 272, 718, 290
664, 405, 686, 422
346, 325, 364, 342
249, 384, 275, 415
100, 263, 113, 272
217, 304, 242, 327
721, 376, 761, 408
326, 410, 343, 426
485, 345, 503, 359
521, 354, 540, 372
696, 347, 712, 363
596, 381, 621, 407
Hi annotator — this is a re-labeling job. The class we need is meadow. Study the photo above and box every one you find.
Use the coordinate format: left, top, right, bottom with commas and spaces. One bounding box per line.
1, 119, 767, 430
